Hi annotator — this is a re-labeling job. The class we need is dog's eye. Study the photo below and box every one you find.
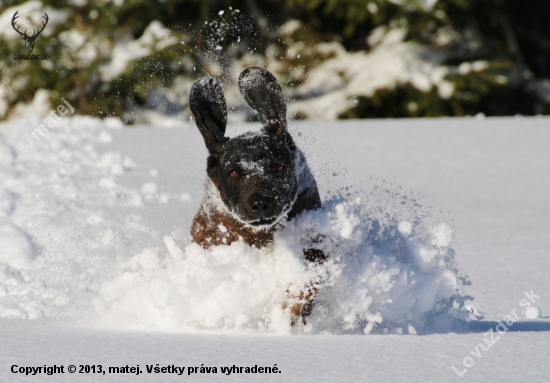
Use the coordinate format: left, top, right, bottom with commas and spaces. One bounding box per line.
275, 163, 284, 172
228, 170, 239, 179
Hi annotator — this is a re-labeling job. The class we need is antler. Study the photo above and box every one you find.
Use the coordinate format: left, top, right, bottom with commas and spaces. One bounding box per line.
31, 13, 49, 39
11, 11, 27, 38
11, 11, 49, 40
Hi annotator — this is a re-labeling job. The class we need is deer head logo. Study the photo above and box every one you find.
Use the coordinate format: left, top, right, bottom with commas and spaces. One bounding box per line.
11, 11, 49, 54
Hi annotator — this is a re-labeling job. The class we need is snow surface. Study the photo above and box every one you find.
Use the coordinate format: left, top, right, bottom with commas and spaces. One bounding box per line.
1, 116, 550, 382
0, 115, 472, 333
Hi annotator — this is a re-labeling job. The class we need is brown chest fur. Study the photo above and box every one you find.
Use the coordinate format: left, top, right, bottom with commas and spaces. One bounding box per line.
191, 188, 322, 250
191, 205, 275, 249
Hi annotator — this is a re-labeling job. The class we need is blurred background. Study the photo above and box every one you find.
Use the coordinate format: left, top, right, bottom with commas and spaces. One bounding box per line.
0, 0, 549, 126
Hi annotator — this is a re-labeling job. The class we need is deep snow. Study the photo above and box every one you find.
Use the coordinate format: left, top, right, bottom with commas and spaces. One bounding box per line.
1, 116, 550, 381
0, 115, 473, 333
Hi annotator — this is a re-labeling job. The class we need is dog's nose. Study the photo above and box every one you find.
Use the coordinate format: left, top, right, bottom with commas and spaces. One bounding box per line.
248, 194, 276, 217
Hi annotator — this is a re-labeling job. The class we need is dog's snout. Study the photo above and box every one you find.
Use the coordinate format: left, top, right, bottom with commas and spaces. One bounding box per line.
248, 194, 276, 217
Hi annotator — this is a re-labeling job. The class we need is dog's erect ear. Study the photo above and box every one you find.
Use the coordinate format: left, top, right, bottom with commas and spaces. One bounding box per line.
190, 77, 228, 155
239, 67, 287, 137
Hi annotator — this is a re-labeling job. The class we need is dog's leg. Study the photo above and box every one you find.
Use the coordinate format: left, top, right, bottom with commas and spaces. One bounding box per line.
284, 246, 326, 326
283, 289, 315, 326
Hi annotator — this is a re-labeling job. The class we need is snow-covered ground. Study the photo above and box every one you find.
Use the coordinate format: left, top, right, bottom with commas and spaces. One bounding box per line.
1, 115, 549, 382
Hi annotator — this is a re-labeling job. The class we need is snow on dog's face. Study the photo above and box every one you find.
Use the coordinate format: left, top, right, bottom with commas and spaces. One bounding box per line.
215, 132, 297, 225
190, 67, 298, 226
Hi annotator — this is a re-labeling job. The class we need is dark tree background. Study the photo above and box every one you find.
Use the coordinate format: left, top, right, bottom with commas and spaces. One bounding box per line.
0, 0, 549, 120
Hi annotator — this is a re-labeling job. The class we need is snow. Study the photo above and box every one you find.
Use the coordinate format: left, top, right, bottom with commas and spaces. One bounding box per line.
100, 21, 176, 81
525, 307, 541, 319
287, 28, 454, 119
1, 116, 550, 381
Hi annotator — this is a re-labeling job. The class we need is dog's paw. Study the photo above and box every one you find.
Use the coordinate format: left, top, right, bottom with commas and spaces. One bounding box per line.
288, 301, 314, 326
283, 288, 316, 326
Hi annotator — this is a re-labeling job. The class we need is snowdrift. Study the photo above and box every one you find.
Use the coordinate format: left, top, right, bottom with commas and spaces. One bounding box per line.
0, 116, 474, 334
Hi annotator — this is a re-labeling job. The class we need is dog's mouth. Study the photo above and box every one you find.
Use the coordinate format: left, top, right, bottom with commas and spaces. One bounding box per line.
244, 200, 295, 227
248, 216, 279, 226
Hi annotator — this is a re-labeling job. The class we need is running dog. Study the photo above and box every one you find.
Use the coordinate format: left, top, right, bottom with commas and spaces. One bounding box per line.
189, 66, 325, 325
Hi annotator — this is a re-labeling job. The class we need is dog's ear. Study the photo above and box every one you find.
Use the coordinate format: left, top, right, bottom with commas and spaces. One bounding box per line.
190, 77, 228, 155
238, 67, 287, 138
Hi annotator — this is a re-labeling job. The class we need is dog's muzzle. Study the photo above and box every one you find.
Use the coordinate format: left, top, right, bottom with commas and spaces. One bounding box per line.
246, 193, 284, 226
247, 193, 277, 218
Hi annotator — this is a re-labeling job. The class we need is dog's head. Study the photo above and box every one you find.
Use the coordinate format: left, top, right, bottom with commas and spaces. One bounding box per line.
190, 67, 298, 226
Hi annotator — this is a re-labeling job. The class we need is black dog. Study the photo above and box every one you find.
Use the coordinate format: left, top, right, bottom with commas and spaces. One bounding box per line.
189, 66, 324, 324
